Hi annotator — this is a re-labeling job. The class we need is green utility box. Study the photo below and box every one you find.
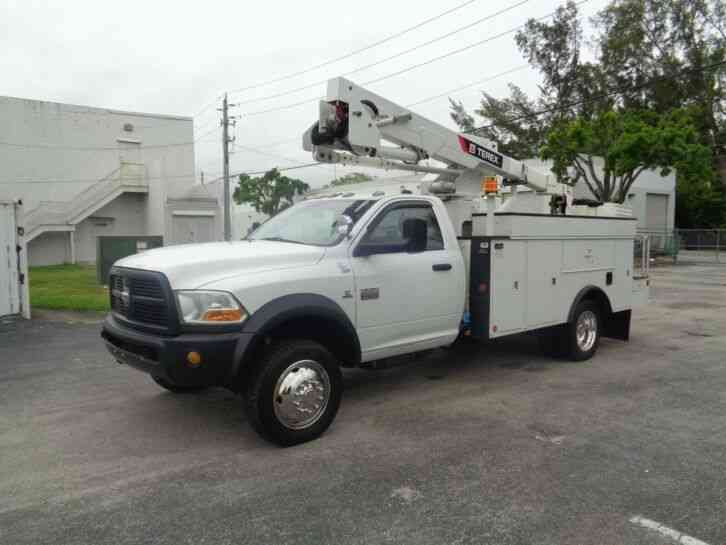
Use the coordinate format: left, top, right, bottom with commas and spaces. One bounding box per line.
97, 236, 163, 284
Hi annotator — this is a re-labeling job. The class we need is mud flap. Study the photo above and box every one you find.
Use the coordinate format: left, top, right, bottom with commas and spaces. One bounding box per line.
604, 310, 631, 341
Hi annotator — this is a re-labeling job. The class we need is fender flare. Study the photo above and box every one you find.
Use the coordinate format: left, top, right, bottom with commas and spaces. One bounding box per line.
230, 293, 361, 380
567, 285, 613, 323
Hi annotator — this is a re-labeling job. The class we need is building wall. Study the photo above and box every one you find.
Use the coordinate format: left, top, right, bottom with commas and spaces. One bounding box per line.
0, 96, 195, 211
73, 193, 149, 263
165, 196, 222, 245
621, 169, 676, 233
0, 95, 198, 265
27, 193, 150, 266
29, 232, 71, 266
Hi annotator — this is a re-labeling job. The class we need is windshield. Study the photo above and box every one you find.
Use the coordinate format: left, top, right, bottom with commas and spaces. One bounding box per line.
249, 199, 375, 246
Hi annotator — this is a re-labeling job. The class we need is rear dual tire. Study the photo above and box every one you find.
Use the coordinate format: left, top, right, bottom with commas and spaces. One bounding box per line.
540, 301, 601, 361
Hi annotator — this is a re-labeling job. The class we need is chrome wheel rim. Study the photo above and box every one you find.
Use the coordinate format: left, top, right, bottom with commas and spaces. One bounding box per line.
273, 360, 330, 430
576, 310, 598, 352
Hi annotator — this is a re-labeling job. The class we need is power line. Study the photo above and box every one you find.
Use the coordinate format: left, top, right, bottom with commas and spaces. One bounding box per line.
244, 0, 590, 117
231, 0, 532, 107
228, 59, 726, 181
226, 66, 530, 167
364, 0, 590, 86
0, 125, 220, 152
254, 137, 300, 148
406, 64, 529, 107
206, 162, 324, 184
463, 59, 726, 134
192, 94, 224, 121
233, 144, 334, 172
229, 65, 527, 151
227, 0, 479, 95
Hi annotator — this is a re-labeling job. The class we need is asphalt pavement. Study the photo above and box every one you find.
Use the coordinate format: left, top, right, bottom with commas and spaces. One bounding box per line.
1, 263, 725, 545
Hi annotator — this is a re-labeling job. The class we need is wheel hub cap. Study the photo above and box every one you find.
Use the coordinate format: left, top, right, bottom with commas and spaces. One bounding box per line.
273, 360, 330, 430
576, 310, 598, 352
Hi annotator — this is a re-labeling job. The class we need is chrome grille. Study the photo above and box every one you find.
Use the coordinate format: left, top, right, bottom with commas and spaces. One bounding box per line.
110, 274, 129, 315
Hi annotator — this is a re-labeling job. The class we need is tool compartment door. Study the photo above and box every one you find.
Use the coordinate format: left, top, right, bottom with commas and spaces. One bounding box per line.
489, 240, 526, 336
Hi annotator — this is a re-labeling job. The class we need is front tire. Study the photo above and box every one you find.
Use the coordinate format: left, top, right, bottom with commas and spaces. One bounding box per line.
564, 301, 601, 361
244, 340, 342, 447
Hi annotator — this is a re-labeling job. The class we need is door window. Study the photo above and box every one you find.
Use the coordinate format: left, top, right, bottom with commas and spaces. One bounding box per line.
364, 204, 444, 251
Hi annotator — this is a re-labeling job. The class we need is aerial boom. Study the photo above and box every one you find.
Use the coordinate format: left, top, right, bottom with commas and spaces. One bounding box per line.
303, 77, 561, 194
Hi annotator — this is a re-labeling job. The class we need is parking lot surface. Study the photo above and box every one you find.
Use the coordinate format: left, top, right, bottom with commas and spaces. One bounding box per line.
1, 264, 725, 545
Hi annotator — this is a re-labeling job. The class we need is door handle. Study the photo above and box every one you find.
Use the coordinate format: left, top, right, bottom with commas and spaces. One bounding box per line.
432, 263, 452, 271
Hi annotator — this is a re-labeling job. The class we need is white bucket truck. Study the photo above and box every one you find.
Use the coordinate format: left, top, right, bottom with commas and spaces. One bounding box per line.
102, 78, 650, 445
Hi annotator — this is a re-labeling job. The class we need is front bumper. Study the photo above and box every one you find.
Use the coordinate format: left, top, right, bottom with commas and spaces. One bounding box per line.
102, 314, 255, 388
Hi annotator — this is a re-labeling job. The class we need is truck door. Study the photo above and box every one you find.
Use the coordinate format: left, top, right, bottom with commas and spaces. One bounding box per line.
350, 200, 464, 361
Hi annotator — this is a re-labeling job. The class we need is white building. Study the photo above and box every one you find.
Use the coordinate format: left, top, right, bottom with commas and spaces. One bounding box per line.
0, 96, 221, 266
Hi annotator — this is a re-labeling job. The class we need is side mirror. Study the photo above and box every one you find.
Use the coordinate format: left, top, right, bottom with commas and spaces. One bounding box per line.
402, 218, 427, 253
332, 214, 353, 238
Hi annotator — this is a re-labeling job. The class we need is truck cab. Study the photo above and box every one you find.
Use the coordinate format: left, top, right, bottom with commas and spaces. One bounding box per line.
102, 192, 467, 445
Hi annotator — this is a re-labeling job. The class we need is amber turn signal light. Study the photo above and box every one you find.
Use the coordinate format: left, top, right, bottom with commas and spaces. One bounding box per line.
482, 176, 499, 194
187, 351, 202, 367
201, 308, 244, 322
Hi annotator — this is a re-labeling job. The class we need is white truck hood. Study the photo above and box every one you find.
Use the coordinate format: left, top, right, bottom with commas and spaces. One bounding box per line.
114, 240, 325, 289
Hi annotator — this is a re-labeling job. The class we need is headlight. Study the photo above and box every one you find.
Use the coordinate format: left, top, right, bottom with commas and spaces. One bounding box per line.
175, 290, 248, 325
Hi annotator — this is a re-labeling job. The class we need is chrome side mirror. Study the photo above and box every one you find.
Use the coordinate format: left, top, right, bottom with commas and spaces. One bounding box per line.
333, 214, 354, 237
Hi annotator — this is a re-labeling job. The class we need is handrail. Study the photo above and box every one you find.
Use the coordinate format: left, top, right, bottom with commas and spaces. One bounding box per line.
23, 162, 146, 235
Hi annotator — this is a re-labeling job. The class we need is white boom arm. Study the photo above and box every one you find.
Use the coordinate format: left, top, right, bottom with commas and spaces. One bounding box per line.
303, 77, 562, 194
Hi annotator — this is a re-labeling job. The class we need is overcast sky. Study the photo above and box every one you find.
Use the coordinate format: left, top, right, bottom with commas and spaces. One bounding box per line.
3, 0, 609, 188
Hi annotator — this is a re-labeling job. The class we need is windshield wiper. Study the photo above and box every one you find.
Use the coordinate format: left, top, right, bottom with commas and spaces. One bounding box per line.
254, 236, 306, 245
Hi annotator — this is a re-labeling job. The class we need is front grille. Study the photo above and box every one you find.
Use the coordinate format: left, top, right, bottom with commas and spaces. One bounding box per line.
132, 298, 167, 326
109, 269, 173, 330
130, 278, 160, 298
110, 275, 129, 315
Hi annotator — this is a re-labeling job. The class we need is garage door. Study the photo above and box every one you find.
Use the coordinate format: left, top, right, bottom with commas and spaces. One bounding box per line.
645, 193, 669, 232
171, 212, 215, 245
0, 202, 25, 317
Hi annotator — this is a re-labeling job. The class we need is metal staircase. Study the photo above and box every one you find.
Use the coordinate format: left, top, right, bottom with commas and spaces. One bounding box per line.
24, 162, 148, 242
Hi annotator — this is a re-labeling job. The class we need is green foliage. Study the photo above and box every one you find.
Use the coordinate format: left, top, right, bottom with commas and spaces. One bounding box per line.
448, 0, 726, 225
541, 109, 712, 203
329, 172, 374, 187
233, 168, 309, 216
450, 1, 607, 156
29, 264, 109, 312
676, 172, 726, 228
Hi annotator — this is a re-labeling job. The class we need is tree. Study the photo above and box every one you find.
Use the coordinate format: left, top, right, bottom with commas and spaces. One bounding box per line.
448, 0, 726, 225
592, 0, 726, 223
329, 172, 374, 187
233, 168, 309, 216
450, 1, 606, 155
541, 109, 712, 203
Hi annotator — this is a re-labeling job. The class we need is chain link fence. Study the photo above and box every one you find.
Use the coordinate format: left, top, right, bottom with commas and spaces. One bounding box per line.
638, 229, 725, 264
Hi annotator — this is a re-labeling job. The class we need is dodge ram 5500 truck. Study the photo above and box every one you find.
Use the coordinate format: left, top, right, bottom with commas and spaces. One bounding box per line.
102, 78, 649, 446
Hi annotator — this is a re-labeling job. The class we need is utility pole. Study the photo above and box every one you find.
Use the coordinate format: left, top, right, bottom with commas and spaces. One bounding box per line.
220, 93, 236, 241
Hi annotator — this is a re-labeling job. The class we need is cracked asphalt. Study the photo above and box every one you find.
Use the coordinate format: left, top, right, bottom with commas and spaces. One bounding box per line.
1, 263, 725, 545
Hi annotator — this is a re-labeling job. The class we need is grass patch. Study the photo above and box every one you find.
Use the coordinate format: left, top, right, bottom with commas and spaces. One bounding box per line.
29, 264, 109, 312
